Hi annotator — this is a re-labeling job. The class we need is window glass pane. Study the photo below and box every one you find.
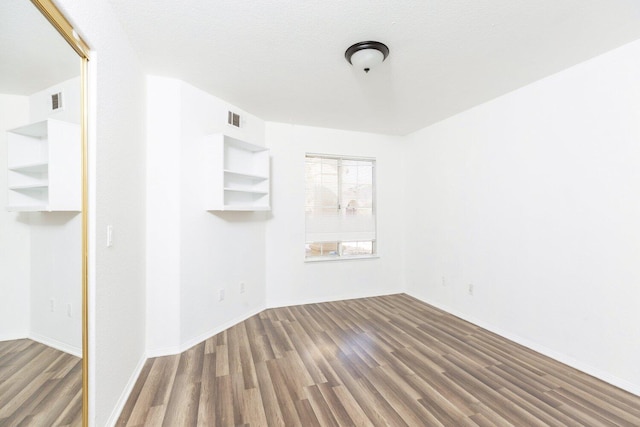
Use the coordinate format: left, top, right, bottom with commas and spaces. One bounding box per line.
305, 154, 376, 259
306, 242, 339, 257
341, 241, 374, 256
341, 161, 373, 213
306, 157, 339, 213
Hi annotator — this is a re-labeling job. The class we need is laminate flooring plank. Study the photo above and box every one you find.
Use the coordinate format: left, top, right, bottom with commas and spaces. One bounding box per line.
230, 372, 246, 426
496, 385, 580, 427
150, 356, 181, 411
143, 406, 166, 426
116, 294, 640, 426
116, 357, 154, 425
330, 384, 374, 427
161, 345, 203, 427
443, 361, 547, 426
364, 364, 438, 426
0, 372, 60, 426
547, 365, 640, 417
0, 362, 60, 419
18, 359, 82, 427
318, 382, 356, 426
52, 387, 83, 427
241, 386, 268, 427
546, 388, 622, 427
235, 323, 258, 390
213, 374, 233, 427
0, 346, 59, 405
214, 342, 229, 378
326, 362, 390, 426
196, 350, 218, 426
265, 358, 301, 426
487, 363, 566, 409
304, 384, 341, 427
554, 386, 638, 427
0, 341, 40, 381
0, 341, 81, 427
253, 361, 285, 426
281, 321, 329, 385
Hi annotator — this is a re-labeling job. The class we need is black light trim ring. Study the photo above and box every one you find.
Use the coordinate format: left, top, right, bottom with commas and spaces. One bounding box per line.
345, 41, 390, 64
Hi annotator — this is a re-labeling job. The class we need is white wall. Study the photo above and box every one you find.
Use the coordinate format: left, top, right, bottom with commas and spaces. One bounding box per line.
145, 77, 181, 355
0, 94, 30, 341
28, 212, 81, 355
55, 1, 148, 425
146, 77, 267, 356
405, 39, 640, 395
0, 79, 82, 355
265, 123, 405, 307
29, 76, 81, 124
27, 78, 82, 356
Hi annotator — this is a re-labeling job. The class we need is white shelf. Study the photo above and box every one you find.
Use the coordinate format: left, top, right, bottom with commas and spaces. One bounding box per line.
9, 182, 49, 190
9, 120, 48, 138
6, 204, 49, 212
203, 134, 270, 211
223, 169, 268, 181
224, 188, 269, 195
219, 205, 271, 212
8, 161, 49, 173
6, 119, 80, 212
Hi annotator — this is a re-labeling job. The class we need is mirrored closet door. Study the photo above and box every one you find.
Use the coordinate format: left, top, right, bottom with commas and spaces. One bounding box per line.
0, 0, 88, 425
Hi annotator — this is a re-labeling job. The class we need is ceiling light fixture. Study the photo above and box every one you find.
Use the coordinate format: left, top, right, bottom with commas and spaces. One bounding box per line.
345, 41, 389, 73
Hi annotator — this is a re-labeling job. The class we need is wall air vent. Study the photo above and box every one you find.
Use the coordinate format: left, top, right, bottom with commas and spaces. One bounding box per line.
51, 92, 63, 111
227, 111, 241, 128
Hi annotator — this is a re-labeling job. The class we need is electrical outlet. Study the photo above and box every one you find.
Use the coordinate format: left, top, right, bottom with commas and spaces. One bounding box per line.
442, 276, 446, 287
218, 289, 225, 302
50, 298, 55, 312
67, 303, 72, 318
468, 283, 474, 295
240, 282, 246, 293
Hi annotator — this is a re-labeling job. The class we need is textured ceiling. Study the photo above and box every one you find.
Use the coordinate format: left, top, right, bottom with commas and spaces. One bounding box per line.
108, 0, 640, 135
0, 0, 79, 95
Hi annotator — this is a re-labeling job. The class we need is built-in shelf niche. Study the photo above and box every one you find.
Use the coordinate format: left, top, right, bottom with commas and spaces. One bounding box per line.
6, 119, 80, 212
203, 134, 270, 211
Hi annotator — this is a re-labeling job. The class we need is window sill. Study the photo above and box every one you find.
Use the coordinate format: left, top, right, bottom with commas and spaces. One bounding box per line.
304, 254, 380, 263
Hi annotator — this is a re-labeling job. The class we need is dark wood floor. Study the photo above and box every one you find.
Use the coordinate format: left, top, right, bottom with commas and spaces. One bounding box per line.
118, 294, 640, 426
0, 339, 82, 427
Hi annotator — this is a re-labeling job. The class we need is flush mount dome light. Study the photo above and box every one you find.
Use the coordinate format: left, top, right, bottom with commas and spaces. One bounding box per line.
345, 41, 389, 73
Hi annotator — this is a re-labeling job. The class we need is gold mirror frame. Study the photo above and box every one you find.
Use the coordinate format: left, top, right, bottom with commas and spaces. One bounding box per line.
28, 1, 90, 425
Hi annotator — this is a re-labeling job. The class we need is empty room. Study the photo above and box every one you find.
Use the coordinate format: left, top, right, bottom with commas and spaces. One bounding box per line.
2, 0, 640, 426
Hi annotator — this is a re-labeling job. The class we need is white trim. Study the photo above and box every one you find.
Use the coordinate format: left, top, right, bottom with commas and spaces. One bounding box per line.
0, 334, 28, 342
29, 332, 81, 358
105, 352, 147, 427
147, 305, 266, 358
406, 292, 640, 397
87, 52, 99, 427
306, 152, 376, 162
266, 290, 399, 310
304, 254, 380, 263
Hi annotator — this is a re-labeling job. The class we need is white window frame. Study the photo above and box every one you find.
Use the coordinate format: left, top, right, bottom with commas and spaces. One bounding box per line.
304, 153, 377, 261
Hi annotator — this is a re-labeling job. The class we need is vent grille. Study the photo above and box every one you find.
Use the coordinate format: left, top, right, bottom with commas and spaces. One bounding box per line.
227, 111, 240, 128
51, 92, 63, 111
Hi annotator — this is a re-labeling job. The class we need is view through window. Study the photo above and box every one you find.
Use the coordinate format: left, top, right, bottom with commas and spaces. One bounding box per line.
305, 154, 376, 259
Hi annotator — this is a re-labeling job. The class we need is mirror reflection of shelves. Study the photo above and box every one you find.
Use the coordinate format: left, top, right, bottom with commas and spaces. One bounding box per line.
204, 134, 270, 211
6, 119, 81, 212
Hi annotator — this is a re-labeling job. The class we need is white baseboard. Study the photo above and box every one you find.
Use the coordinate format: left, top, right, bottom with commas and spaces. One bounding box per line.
0, 333, 28, 342
29, 332, 82, 358
406, 292, 640, 397
147, 305, 266, 358
105, 352, 147, 427
267, 290, 400, 310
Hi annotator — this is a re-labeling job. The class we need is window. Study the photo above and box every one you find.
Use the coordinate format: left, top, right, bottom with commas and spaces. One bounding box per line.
305, 154, 376, 259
